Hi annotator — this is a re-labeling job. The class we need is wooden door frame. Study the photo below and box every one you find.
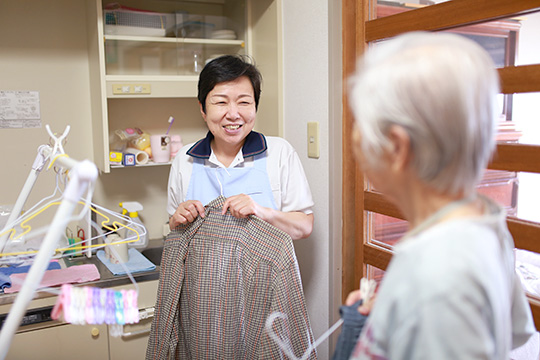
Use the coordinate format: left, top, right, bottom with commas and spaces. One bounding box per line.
341, 0, 367, 301
342, 0, 540, 325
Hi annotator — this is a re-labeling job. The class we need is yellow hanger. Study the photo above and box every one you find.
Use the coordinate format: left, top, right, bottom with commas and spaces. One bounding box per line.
0, 201, 141, 258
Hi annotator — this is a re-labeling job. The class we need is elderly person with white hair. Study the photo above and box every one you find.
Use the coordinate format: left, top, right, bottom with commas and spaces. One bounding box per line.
345, 32, 535, 359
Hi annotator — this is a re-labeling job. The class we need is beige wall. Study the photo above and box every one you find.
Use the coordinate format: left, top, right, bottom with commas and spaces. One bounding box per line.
0, 0, 185, 240
282, 0, 342, 358
0, 1, 340, 358
0, 0, 95, 218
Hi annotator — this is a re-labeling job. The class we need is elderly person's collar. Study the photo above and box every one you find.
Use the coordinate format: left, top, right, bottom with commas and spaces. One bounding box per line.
187, 131, 267, 159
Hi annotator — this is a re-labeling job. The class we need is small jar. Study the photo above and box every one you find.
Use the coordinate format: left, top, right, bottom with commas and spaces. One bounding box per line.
130, 127, 151, 151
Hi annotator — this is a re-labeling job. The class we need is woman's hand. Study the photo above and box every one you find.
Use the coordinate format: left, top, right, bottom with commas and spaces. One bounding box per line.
346, 289, 377, 316
169, 200, 205, 229
222, 194, 313, 240
221, 194, 260, 218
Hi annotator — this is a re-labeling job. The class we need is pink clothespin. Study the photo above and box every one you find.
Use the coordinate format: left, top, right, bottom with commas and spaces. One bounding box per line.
51, 284, 139, 327
123, 289, 139, 324
51, 283, 72, 323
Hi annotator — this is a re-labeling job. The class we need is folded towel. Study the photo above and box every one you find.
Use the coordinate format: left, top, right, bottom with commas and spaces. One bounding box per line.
0, 261, 62, 290
4, 263, 100, 294
97, 248, 155, 276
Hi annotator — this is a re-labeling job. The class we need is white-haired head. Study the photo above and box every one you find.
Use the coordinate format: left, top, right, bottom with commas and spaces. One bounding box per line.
348, 31, 500, 196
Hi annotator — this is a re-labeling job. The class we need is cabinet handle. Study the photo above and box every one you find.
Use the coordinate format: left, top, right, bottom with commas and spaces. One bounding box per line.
139, 306, 155, 320
121, 327, 151, 338
120, 306, 155, 338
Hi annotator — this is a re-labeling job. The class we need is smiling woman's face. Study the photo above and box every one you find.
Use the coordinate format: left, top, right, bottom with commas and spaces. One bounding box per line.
201, 76, 256, 152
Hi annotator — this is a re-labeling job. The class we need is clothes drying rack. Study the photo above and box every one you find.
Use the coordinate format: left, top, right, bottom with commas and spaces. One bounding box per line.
0, 125, 98, 360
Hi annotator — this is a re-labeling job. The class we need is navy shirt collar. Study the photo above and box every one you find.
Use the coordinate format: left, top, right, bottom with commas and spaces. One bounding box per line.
187, 131, 267, 159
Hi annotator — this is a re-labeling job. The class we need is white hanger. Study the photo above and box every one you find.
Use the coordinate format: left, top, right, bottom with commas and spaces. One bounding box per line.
265, 278, 377, 360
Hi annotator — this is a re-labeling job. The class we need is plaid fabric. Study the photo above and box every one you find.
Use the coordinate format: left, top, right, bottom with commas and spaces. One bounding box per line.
146, 196, 316, 360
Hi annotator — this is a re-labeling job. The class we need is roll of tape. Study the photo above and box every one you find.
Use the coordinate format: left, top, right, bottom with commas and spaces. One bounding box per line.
125, 147, 149, 165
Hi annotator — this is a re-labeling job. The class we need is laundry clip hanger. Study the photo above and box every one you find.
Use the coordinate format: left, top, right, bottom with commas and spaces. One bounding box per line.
265, 277, 377, 360
0, 126, 71, 254
51, 283, 139, 337
45, 124, 70, 170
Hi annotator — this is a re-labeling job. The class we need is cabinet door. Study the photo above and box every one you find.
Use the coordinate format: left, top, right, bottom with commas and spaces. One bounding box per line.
108, 317, 153, 360
108, 280, 158, 360
7, 324, 108, 360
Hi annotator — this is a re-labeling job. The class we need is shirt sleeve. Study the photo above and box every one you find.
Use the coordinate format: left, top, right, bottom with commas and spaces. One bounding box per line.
278, 140, 314, 214
511, 271, 535, 349
167, 144, 196, 216
390, 291, 498, 359
167, 159, 182, 216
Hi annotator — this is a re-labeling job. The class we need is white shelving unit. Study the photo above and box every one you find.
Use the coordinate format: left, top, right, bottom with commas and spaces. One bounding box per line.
86, 0, 282, 173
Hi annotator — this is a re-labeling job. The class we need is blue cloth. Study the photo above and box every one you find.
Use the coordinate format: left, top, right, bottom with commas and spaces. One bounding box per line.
186, 152, 278, 210
0, 261, 62, 290
332, 300, 368, 360
97, 248, 156, 276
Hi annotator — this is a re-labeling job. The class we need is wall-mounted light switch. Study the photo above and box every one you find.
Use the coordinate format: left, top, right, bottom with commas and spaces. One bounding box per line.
307, 121, 320, 159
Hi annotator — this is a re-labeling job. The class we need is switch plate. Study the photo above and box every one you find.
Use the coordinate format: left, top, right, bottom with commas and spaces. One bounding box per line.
112, 84, 151, 95
112, 84, 131, 94
133, 84, 151, 94
307, 121, 320, 158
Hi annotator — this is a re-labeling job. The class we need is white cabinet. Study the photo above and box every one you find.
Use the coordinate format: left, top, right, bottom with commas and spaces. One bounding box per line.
7, 323, 110, 360
3, 280, 158, 360
86, 0, 282, 172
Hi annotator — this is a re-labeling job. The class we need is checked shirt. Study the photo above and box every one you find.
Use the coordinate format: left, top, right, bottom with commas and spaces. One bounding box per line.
146, 196, 316, 360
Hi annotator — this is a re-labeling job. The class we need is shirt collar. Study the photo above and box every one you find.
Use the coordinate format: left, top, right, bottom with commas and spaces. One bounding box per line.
187, 131, 267, 159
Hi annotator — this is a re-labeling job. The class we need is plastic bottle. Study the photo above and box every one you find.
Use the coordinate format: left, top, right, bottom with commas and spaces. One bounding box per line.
130, 127, 151, 151
119, 201, 149, 249
110, 128, 138, 152
192, 51, 203, 74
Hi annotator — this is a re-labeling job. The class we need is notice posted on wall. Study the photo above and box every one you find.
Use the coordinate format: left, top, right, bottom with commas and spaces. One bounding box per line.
0, 90, 41, 129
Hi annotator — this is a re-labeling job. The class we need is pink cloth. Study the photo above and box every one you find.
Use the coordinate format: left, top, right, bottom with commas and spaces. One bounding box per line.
5, 264, 100, 294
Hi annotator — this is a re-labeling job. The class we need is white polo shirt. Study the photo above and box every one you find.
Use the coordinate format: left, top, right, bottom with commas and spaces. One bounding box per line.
167, 132, 314, 216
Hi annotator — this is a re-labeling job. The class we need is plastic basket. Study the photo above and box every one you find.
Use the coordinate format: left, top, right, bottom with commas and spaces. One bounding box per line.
104, 9, 171, 37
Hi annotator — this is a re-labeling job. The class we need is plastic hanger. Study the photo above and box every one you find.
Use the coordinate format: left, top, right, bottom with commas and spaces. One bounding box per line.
265, 278, 377, 360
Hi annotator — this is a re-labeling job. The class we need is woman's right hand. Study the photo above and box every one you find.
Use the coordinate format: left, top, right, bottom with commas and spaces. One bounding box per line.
169, 200, 205, 229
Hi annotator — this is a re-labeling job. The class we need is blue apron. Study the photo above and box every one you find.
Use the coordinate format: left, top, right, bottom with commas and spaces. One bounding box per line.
186, 153, 278, 210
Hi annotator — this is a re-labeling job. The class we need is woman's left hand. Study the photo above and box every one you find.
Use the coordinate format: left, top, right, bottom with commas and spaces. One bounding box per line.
222, 194, 314, 240
222, 194, 260, 218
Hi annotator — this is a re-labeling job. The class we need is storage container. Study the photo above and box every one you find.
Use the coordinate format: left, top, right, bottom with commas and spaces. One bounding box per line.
104, 8, 173, 37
